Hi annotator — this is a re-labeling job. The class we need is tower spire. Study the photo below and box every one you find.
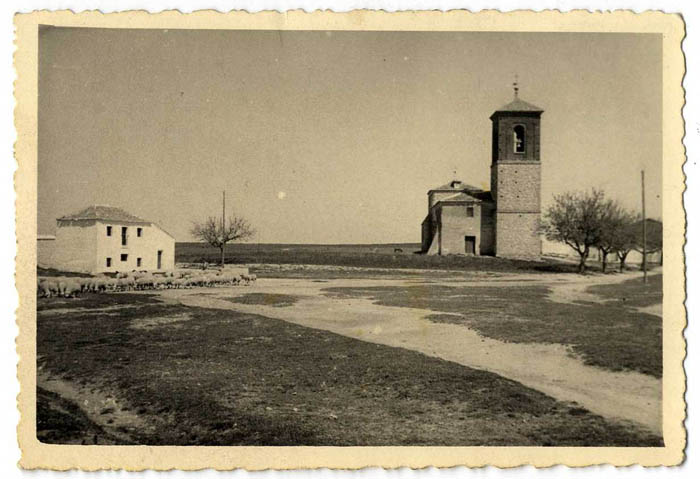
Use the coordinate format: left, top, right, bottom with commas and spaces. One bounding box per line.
513, 74, 519, 98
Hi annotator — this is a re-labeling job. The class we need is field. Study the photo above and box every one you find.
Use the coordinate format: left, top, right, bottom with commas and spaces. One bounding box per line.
36, 251, 663, 446
175, 242, 584, 274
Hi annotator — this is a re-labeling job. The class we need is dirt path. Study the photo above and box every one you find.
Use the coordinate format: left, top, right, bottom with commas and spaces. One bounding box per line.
158, 272, 662, 435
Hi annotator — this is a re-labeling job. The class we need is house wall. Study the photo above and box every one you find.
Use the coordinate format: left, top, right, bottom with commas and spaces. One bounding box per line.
94, 221, 175, 273
52, 221, 98, 273
437, 203, 482, 255
37, 237, 56, 269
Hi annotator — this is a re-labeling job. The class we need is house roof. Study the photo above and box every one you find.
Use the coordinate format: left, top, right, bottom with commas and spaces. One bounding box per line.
58, 205, 151, 224
493, 97, 544, 114
57, 205, 176, 240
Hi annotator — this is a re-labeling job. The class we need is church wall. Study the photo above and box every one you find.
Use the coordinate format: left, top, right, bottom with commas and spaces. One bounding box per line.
429, 191, 462, 209
492, 116, 541, 163
492, 162, 542, 258
479, 202, 496, 255
492, 162, 541, 213
421, 216, 432, 252
437, 203, 482, 255
495, 213, 541, 258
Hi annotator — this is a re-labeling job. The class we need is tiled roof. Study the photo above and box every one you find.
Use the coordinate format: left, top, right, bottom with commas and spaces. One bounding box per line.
493, 97, 544, 113
58, 205, 150, 224
430, 180, 483, 192
438, 192, 478, 202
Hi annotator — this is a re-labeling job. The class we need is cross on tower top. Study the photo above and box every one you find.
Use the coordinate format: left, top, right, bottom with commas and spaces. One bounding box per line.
513, 74, 519, 98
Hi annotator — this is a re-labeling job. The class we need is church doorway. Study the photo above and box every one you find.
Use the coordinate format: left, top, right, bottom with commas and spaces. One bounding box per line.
464, 236, 476, 255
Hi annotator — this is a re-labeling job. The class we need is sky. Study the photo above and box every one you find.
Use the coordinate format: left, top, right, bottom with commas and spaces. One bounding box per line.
38, 28, 662, 243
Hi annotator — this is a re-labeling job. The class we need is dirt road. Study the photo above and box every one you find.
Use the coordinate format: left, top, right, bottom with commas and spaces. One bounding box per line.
159, 271, 662, 435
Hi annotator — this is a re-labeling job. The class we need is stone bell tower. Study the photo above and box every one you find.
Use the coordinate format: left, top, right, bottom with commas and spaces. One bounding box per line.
489, 80, 544, 258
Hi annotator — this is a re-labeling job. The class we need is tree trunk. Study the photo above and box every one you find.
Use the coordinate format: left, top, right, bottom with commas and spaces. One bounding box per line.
220, 244, 225, 267
578, 247, 589, 274
618, 251, 628, 272
601, 250, 608, 273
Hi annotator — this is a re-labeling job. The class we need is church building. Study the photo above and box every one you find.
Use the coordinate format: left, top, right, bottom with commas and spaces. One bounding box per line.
421, 86, 543, 259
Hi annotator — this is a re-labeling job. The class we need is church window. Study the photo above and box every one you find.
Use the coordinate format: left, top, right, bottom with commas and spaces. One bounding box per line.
513, 125, 525, 153
466, 206, 474, 217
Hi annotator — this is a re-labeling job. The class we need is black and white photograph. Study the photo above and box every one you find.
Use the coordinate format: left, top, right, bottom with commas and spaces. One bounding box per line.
12, 8, 687, 471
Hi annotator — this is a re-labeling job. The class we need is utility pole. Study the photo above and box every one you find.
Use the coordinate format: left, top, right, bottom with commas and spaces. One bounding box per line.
641, 170, 647, 284
222, 190, 226, 267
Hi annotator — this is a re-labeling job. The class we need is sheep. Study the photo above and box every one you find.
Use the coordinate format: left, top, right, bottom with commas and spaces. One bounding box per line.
62, 280, 81, 298
135, 276, 154, 290
240, 273, 256, 285
38, 279, 56, 298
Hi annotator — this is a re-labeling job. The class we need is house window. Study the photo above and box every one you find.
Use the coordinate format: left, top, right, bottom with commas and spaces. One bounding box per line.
106, 226, 112, 236
121, 254, 128, 262
466, 206, 475, 217
121, 227, 128, 246
137, 227, 142, 237
513, 125, 526, 153
106, 257, 112, 267
137, 257, 142, 267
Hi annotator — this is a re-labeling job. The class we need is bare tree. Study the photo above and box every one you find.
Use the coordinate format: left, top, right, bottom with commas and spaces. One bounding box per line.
190, 216, 255, 267
614, 220, 639, 272
542, 189, 608, 273
632, 218, 663, 267
598, 202, 638, 273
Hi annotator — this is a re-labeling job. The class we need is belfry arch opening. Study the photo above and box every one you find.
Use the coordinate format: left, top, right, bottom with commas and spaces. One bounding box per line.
513, 125, 526, 153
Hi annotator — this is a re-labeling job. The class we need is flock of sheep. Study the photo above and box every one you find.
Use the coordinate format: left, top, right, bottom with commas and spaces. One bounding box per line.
37, 270, 257, 298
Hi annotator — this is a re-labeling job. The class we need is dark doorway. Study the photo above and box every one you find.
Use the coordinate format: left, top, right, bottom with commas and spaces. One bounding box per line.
157, 250, 163, 269
464, 236, 476, 255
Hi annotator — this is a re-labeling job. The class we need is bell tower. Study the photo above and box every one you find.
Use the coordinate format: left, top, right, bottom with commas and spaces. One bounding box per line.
489, 80, 543, 258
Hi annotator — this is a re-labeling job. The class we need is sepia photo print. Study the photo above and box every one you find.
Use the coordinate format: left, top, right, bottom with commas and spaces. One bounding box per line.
15, 10, 686, 470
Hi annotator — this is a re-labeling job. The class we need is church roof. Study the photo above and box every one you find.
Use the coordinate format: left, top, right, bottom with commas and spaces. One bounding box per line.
58, 205, 151, 224
493, 97, 544, 113
429, 180, 483, 193
439, 192, 477, 202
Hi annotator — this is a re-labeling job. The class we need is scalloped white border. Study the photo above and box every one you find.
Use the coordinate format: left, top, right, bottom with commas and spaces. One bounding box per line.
8, 5, 691, 473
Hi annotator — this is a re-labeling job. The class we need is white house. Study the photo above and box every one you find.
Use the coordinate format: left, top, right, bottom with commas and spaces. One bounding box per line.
37, 234, 56, 268
49, 205, 175, 274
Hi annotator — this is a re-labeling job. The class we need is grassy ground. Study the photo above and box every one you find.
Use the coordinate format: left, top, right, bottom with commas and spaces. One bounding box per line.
176, 242, 583, 274
225, 293, 303, 307
587, 274, 663, 309
37, 292, 660, 446
324, 278, 662, 378
37, 387, 123, 445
